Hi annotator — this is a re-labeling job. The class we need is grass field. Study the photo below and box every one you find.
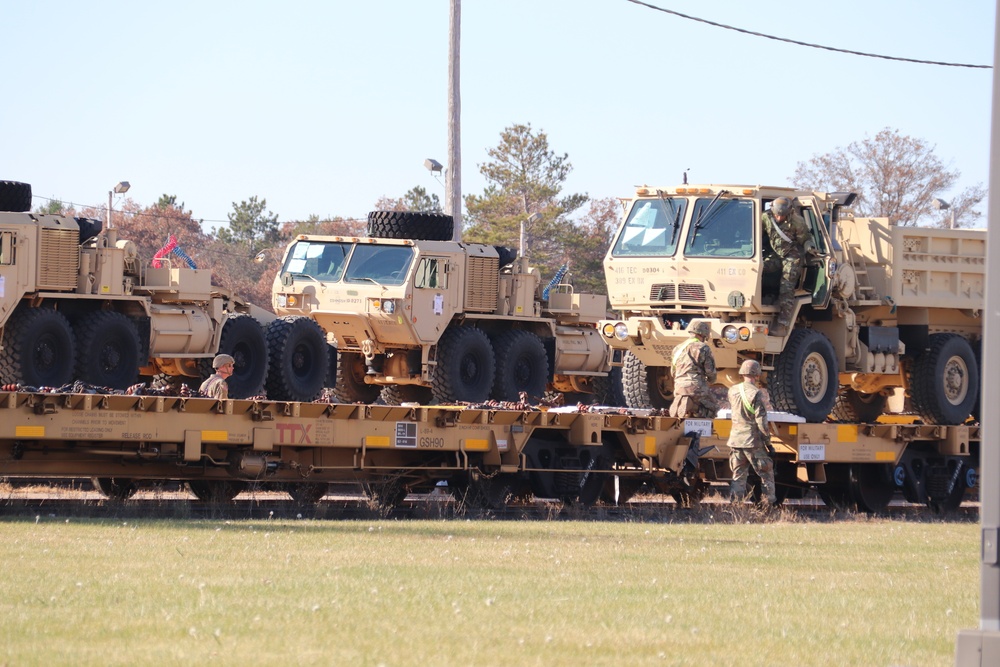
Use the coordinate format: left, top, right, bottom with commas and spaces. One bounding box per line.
0, 512, 978, 666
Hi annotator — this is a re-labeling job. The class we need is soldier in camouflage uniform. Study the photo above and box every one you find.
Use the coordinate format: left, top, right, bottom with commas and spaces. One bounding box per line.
669, 320, 718, 418
761, 196, 816, 337
200, 354, 235, 400
727, 359, 776, 505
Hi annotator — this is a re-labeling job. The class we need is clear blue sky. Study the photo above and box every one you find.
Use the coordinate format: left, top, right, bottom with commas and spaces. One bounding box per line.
3, 0, 994, 230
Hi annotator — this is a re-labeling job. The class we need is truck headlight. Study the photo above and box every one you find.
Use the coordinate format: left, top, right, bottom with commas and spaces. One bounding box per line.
381, 299, 395, 314
722, 325, 739, 343
601, 322, 629, 341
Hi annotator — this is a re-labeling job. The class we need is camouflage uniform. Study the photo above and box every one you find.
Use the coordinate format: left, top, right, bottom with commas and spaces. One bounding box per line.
762, 208, 812, 331
200, 373, 229, 400
669, 335, 718, 418
727, 380, 776, 504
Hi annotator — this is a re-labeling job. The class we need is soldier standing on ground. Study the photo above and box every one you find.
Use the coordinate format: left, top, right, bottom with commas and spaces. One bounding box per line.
669, 320, 718, 419
761, 196, 816, 337
727, 359, 777, 505
200, 354, 235, 400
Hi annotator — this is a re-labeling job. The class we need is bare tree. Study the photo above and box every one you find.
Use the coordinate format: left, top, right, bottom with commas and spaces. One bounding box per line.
792, 128, 985, 227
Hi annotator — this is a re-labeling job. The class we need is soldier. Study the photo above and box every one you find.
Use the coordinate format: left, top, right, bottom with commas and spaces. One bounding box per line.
200, 354, 235, 400
762, 196, 816, 337
669, 320, 718, 418
727, 359, 777, 505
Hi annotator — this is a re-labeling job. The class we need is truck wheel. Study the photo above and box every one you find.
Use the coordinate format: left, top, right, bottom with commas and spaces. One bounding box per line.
75, 311, 141, 390
210, 314, 268, 398
329, 351, 381, 403
0, 307, 75, 388
431, 327, 495, 404
0, 180, 32, 212
621, 351, 673, 409
92, 477, 139, 500
830, 388, 887, 423
366, 210, 454, 241
491, 330, 548, 402
770, 329, 837, 423
910, 333, 979, 425
265, 316, 328, 402
380, 384, 433, 405
592, 366, 627, 406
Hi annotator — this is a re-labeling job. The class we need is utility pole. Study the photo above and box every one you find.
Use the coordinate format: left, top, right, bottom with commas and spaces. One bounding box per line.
955, 1, 1000, 664
446, 0, 462, 241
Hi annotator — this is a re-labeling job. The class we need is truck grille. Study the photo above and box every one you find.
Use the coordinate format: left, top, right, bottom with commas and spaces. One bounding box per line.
648, 283, 705, 303
38, 228, 79, 290
465, 256, 499, 312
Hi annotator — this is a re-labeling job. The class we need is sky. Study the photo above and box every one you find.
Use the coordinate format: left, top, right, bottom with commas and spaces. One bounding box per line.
2, 0, 995, 231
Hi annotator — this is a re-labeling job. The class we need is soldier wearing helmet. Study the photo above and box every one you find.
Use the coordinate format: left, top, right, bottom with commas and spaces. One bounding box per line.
200, 353, 236, 400
668, 320, 718, 419
762, 196, 816, 337
726, 358, 777, 505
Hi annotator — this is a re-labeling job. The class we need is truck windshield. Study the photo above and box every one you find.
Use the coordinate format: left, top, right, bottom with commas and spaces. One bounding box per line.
282, 241, 351, 281
683, 198, 754, 258
610, 198, 687, 257
343, 245, 414, 285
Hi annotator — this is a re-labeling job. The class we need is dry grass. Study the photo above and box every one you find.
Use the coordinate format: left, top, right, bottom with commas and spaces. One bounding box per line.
0, 514, 978, 666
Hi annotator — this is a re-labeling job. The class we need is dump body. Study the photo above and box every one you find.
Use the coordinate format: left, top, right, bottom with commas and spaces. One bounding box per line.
272, 223, 615, 404
598, 185, 985, 424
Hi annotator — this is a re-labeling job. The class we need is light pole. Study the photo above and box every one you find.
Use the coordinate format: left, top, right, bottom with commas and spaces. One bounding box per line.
933, 197, 955, 229
108, 181, 130, 229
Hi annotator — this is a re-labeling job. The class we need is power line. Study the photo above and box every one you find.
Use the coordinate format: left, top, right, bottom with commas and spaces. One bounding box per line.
624, 0, 991, 69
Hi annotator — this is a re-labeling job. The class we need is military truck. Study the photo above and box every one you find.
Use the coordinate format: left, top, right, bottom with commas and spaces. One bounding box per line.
598, 184, 985, 424
0, 180, 279, 398
271, 211, 619, 405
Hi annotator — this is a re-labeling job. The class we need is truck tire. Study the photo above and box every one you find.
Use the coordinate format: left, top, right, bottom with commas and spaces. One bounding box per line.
431, 326, 495, 404
830, 388, 887, 423
621, 351, 672, 409
592, 366, 627, 407
208, 314, 269, 399
75, 311, 141, 390
0, 307, 75, 388
380, 384, 433, 405
0, 180, 32, 212
265, 316, 327, 402
367, 210, 454, 241
491, 330, 548, 402
910, 333, 979, 425
329, 351, 381, 403
770, 328, 838, 423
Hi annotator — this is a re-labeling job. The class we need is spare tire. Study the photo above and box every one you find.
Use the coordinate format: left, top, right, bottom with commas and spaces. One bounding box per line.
367, 211, 453, 241
0, 181, 32, 213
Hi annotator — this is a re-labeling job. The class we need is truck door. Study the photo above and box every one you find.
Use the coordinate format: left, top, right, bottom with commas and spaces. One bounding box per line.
0, 230, 21, 324
800, 204, 834, 309
409, 256, 452, 343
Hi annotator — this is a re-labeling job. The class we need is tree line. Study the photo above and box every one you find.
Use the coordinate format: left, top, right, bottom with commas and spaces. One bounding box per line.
36, 124, 984, 312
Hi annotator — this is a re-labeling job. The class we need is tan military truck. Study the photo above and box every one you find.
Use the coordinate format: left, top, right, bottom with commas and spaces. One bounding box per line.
0, 180, 278, 398
271, 211, 619, 405
598, 184, 985, 424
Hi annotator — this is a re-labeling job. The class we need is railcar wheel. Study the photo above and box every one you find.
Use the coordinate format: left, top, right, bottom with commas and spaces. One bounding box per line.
491, 330, 548, 402
622, 351, 673, 409
207, 314, 269, 398
831, 388, 887, 423
265, 316, 327, 402
910, 334, 979, 425
92, 477, 138, 500
286, 482, 329, 504
770, 329, 838, 423
329, 351, 381, 403
187, 480, 246, 502
362, 478, 409, 516
847, 464, 894, 514
599, 476, 645, 505
431, 327, 495, 404
0, 308, 75, 388
75, 311, 141, 390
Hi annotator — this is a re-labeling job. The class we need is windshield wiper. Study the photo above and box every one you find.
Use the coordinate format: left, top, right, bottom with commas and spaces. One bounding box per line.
691, 190, 731, 233
660, 191, 683, 245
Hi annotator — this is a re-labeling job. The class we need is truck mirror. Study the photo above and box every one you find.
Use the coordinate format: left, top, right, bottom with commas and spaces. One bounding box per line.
281, 273, 293, 287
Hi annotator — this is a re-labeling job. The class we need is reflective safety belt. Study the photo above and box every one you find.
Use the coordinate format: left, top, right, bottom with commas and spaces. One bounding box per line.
768, 213, 792, 244
672, 337, 697, 367
739, 383, 756, 416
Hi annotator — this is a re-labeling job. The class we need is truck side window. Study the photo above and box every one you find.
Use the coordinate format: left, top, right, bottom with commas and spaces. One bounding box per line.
0, 231, 13, 265
415, 258, 446, 288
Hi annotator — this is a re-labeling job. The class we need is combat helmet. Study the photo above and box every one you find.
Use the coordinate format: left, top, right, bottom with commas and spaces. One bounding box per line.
212, 353, 236, 369
771, 197, 792, 217
688, 320, 711, 338
739, 359, 762, 376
